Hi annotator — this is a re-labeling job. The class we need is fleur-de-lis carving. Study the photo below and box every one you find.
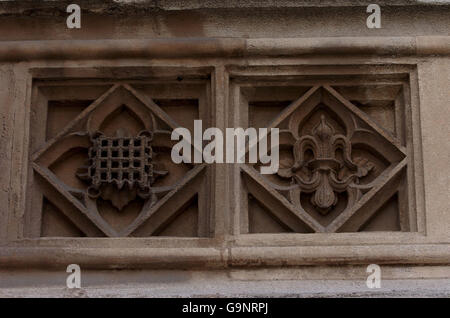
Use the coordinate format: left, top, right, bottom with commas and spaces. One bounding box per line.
278, 115, 374, 214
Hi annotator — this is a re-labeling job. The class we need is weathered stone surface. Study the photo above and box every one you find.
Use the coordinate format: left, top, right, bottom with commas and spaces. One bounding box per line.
0, 0, 448, 297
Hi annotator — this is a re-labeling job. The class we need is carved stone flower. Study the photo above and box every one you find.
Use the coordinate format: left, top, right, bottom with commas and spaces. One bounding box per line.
277, 115, 374, 214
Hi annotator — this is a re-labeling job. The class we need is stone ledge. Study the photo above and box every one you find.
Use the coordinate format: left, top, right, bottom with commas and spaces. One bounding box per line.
0, 36, 449, 62
0, 277, 449, 298
0, 0, 447, 17
1, 244, 449, 269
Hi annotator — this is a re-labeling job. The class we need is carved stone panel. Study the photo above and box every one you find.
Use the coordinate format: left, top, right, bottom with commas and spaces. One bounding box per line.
24, 66, 420, 240
237, 68, 416, 234
26, 75, 211, 238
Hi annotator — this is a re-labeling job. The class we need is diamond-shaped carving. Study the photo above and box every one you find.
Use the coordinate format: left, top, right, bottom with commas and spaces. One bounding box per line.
243, 85, 408, 233
31, 84, 205, 237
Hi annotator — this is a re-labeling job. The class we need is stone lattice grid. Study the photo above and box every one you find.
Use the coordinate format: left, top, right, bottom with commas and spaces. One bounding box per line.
88, 134, 153, 194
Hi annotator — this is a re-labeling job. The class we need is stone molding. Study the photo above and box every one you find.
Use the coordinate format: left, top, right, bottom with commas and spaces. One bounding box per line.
0, 0, 447, 16
0, 36, 449, 62
0, 243, 449, 269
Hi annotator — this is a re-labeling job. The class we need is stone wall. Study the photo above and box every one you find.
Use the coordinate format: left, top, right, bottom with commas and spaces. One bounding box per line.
0, 0, 449, 297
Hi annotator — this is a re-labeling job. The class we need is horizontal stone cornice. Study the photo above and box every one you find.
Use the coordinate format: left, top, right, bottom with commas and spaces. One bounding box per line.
0, 36, 449, 61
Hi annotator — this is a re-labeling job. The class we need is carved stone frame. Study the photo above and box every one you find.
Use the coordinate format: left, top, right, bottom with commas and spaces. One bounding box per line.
1, 55, 447, 270
229, 64, 423, 235
24, 67, 215, 239
224, 63, 442, 266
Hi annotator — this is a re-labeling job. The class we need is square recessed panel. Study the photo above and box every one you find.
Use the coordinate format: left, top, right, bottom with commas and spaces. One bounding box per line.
233, 67, 420, 234
27, 76, 210, 238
